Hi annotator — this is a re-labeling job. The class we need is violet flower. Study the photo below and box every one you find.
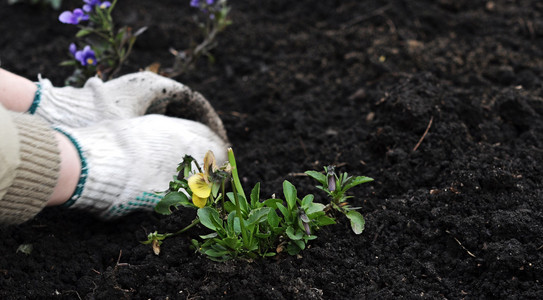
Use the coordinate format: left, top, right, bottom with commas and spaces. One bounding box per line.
191, 0, 215, 8
69, 43, 77, 56
83, 0, 111, 12
190, 0, 200, 7
74, 46, 97, 66
59, 8, 89, 25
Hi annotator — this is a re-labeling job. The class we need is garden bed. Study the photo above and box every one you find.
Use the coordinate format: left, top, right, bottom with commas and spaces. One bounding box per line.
1, 0, 542, 298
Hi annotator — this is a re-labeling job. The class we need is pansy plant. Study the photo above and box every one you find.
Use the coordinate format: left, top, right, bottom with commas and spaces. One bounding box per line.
142, 149, 373, 260
161, 0, 232, 77
59, 0, 146, 86
305, 166, 374, 234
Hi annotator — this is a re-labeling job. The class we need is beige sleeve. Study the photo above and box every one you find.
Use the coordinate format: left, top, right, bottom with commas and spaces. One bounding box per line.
0, 104, 60, 225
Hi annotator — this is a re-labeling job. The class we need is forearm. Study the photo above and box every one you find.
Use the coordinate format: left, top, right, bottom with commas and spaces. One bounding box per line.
0, 68, 36, 112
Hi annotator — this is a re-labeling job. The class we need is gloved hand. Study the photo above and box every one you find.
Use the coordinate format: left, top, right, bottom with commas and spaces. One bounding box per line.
56, 114, 229, 219
33, 71, 228, 142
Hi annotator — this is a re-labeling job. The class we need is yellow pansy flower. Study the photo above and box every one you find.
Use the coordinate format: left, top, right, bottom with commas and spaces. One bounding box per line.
187, 151, 218, 208
191, 192, 209, 209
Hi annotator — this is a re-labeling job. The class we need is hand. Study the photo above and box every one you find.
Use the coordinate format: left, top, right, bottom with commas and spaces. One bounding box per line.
35, 71, 228, 142
57, 114, 229, 219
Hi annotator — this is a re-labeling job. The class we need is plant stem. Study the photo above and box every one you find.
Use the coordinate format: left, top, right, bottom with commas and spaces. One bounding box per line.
167, 218, 201, 237
228, 148, 246, 200
220, 180, 226, 214
228, 148, 249, 248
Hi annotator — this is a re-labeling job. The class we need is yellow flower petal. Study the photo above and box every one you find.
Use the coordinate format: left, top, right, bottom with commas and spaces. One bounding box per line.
191, 193, 208, 208
188, 173, 212, 198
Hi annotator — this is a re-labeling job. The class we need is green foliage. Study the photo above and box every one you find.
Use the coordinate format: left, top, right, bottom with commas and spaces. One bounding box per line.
162, 0, 232, 77
142, 150, 373, 261
305, 166, 373, 234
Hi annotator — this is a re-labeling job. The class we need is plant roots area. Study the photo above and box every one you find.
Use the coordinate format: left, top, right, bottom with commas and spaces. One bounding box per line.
1, 0, 543, 299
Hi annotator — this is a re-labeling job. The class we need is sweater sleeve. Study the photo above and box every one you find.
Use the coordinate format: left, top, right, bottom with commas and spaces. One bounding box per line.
0, 105, 60, 225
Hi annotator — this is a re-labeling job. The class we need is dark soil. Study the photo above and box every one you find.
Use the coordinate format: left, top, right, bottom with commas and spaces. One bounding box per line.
1, 0, 543, 298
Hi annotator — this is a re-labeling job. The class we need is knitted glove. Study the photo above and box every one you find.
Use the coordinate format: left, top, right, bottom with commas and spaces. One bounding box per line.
56, 114, 228, 219
32, 71, 228, 142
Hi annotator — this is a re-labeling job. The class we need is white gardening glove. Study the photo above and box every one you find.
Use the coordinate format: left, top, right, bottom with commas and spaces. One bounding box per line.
33, 71, 228, 142
56, 114, 228, 219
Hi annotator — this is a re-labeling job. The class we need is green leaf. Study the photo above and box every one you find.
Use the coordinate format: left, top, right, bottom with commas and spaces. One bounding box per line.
204, 248, 229, 257
267, 209, 280, 228
301, 194, 314, 209
293, 239, 305, 250
343, 176, 373, 192
307, 211, 325, 219
250, 182, 261, 209
304, 235, 318, 241
227, 211, 241, 234
211, 181, 221, 198
76, 29, 93, 38
197, 207, 223, 232
283, 180, 297, 211
262, 198, 282, 209
227, 192, 249, 215
305, 202, 325, 215
276, 202, 290, 222
224, 201, 236, 213
247, 207, 271, 226
346, 210, 365, 234
154, 192, 190, 215
199, 232, 218, 239
316, 215, 336, 226
286, 243, 300, 255
255, 231, 271, 238
285, 226, 304, 240
218, 237, 242, 250
59, 60, 77, 67
305, 170, 327, 185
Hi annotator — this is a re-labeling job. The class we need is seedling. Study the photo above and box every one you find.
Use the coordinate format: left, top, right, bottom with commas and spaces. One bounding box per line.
162, 0, 232, 77
306, 166, 373, 234
142, 149, 373, 261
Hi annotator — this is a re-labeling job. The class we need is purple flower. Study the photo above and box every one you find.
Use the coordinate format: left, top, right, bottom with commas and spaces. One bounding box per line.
74, 46, 97, 66
190, 0, 200, 7
191, 0, 215, 8
69, 43, 77, 56
99, 1, 112, 9
59, 8, 89, 24
83, 0, 111, 12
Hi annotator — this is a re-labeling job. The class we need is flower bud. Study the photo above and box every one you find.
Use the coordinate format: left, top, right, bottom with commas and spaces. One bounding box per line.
327, 172, 336, 192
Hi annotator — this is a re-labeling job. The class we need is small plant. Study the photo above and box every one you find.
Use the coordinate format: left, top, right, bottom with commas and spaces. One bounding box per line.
58, 0, 146, 86
161, 0, 232, 78
305, 166, 373, 234
142, 148, 373, 261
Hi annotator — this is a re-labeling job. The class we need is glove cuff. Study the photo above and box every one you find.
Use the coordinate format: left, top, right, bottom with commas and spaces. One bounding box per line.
1, 113, 60, 224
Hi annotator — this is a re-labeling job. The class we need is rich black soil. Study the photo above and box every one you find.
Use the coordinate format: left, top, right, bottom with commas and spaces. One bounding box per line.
1, 0, 543, 298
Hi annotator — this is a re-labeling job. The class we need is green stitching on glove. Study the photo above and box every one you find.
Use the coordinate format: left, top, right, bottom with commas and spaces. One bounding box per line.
105, 192, 163, 217
28, 83, 41, 114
